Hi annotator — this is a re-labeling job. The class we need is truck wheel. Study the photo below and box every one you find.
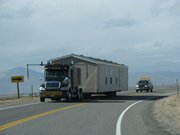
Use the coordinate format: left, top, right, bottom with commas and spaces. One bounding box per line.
83, 93, 91, 99
40, 97, 45, 102
150, 89, 153, 92
66, 91, 72, 102
136, 90, 138, 92
78, 89, 83, 101
146, 90, 149, 92
107, 92, 116, 97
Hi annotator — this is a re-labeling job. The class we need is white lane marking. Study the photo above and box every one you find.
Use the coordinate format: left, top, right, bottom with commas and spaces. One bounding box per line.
116, 92, 176, 135
0, 102, 42, 111
116, 100, 143, 135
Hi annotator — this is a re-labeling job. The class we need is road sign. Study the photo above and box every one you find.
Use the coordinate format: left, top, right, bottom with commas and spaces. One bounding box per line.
11, 76, 24, 83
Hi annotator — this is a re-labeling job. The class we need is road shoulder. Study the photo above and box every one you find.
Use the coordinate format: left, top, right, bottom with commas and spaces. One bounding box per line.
0, 97, 40, 109
154, 95, 180, 135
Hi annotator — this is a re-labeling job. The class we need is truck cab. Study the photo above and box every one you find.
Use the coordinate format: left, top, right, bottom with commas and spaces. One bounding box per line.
136, 78, 153, 92
39, 63, 83, 102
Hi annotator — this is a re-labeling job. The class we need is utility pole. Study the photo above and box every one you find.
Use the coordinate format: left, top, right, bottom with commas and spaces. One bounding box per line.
26, 61, 45, 80
26, 62, 45, 97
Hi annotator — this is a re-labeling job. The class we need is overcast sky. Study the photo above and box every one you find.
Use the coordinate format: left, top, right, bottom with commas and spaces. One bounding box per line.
0, 0, 179, 73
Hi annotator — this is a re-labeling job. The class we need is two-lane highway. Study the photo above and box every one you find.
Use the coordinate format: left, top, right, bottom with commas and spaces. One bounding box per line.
0, 89, 175, 135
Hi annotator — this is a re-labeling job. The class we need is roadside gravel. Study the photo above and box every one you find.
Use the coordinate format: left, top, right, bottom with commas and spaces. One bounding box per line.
0, 97, 40, 108
154, 95, 180, 135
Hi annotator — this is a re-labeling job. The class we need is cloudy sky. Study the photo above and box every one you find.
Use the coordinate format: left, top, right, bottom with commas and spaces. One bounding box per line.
0, 0, 179, 73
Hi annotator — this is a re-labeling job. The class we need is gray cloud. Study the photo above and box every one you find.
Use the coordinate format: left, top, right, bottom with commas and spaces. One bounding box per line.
103, 17, 136, 29
151, 0, 180, 17
0, 0, 179, 73
0, 1, 35, 20
169, 0, 180, 16
0, 0, 62, 20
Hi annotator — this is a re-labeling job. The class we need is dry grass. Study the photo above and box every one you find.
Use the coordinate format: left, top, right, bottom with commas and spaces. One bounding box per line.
154, 95, 180, 135
0, 96, 39, 107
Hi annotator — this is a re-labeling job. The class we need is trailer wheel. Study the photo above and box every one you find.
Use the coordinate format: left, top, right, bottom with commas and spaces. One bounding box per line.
83, 93, 91, 99
107, 92, 116, 97
40, 97, 45, 102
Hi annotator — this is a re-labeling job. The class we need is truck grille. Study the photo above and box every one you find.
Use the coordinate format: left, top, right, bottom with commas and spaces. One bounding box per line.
45, 82, 60, 89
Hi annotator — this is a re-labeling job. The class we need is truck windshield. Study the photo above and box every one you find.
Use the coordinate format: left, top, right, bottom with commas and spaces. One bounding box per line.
138, 80, 149, 85
45, 70, 68, 81
45, 71, 68, 77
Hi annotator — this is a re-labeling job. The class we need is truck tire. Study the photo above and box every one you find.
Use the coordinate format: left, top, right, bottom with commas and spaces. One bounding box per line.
40, 97, 45, 102
66, 90, 72, 102
78, 89, 83, 101
150, 89, 153, 92
83, 93, 91, 99
107, 92, 116, 97
146, 90, 149, 92
136, 90, 138, 92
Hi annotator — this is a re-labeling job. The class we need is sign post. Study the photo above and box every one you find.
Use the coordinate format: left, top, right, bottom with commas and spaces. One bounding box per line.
11, 76, 24, 99
17, 82, 20, 99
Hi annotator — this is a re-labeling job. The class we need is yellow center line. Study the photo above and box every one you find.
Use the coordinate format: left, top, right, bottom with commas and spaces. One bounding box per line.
0, 103, 86, 131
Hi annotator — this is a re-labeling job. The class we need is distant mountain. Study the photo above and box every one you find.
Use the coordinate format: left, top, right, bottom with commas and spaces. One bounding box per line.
129, 71, 180, 87
0, 67, 179, 94
0, 67, 43, 94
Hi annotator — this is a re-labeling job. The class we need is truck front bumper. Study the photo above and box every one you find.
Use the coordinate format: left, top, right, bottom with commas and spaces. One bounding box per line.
40, 90, 68, 98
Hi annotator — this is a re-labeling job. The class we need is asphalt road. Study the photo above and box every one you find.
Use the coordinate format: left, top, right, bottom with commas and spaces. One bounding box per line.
0, 89, 175, 135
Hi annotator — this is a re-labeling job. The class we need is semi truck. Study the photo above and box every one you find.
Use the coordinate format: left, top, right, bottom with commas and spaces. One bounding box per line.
39, 54, 128, 102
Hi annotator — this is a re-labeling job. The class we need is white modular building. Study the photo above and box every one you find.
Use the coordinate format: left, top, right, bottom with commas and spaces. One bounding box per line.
49, 54, 128, 95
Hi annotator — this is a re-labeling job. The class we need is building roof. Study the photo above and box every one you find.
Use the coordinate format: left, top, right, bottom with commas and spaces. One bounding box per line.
49, 54, 127, 67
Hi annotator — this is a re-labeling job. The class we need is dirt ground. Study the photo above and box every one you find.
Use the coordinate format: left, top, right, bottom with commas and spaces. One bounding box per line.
0, 96, 40, 108
154, 95, 180, 135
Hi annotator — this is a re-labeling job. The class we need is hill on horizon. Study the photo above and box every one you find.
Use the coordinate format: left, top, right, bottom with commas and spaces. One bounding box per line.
0, 67, 43, 94
129, 71, 180, 87
0, 67, 179, 94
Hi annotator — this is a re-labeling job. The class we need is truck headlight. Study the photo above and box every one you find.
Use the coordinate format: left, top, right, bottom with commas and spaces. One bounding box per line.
39, 87, 45, 91
136, 85, 139, 88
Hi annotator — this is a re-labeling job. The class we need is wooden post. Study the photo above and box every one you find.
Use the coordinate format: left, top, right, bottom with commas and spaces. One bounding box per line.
176, 79, 179, 99
17, 82, 20, 99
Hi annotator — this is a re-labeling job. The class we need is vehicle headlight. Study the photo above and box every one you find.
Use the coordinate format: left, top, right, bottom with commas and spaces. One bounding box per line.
136, 85, 139, 88
144, 85, 147, 87
39, 86, 45, 91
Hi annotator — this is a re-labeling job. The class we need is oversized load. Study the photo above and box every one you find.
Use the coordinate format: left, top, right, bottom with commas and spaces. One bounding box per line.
39, 54, 128, 102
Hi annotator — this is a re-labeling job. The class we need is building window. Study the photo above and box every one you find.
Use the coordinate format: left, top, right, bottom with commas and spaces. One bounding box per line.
110, 77, 112, 84
76, 68, 81, 85
105, 77, 108, 84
